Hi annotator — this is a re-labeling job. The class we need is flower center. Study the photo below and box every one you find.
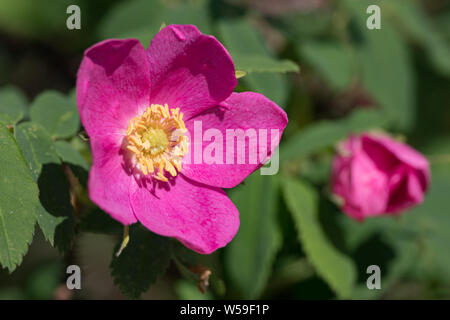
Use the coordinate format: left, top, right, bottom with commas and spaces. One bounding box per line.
126, 104, 189, 182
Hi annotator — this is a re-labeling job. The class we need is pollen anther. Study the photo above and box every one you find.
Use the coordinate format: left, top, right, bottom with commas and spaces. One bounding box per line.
126, 104, 189, 181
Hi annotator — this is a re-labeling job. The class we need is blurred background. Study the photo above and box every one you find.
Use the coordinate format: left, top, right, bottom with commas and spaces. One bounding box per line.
0, 0, 449, 300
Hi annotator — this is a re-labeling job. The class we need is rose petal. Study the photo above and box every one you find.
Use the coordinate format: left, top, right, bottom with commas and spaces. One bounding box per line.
361, 135, 399, 173
181, 92, 288, 188
147, 24, 237, 119
77, 39, 151, 138
362, 134, 431, 186
387, 168, 425, 214
88, 135, 137, 225
344, 151, 389, 220
331, 154, 353, 201
130, 174, 239, 254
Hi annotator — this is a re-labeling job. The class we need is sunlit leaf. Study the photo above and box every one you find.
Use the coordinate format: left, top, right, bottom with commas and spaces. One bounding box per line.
0, 86, 28, 126
15, 122, 75, 252
0, 123, 39, 272
30, 91, 79, 139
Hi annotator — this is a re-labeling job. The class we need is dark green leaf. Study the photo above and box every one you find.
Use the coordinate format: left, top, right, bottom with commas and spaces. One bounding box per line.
30, 91, 79, 139
79, 209, 123, 235
337, 212, 417, 299
15, 122, 75, 252
25, 261, 63, 299
281, 176, 356, 298
110, 225, 171, 299
225, 171, 281, 299
0, 124, 39, 272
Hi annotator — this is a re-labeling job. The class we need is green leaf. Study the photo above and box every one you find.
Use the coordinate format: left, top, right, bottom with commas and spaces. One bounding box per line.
336, 209, 417, 299
30, 91, 79, 139
246, 73, 289, 107
233, 54, 299, 74
225, 171, 281, 299
175, 280, 213, 300
281, 176, 356, 298
99, 0, 211, 46
274, 9, 333, 40
54, 140, 88, 171
218, 19, 289, 106
25, 261, 63, 299
110, 225, 171, 299
0, 86, 28, 126
344, 0, 415, 131
15, 122, 75, 252
402, 176, 450, 282
386, 0, 450, 77
299, 41, 354, 90
15, 122, 59, 180
0, 124, 39, 272
0, 0, 74, 39
280, 109, 388, 162
54, 140, 89, 186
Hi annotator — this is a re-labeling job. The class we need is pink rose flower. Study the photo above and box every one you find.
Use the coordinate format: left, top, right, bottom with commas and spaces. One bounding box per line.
331, 133, 430, 221
76, 25, 287, 253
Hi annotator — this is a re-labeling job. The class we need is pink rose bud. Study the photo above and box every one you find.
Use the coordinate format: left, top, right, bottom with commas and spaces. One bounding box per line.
331, 133, 430, 221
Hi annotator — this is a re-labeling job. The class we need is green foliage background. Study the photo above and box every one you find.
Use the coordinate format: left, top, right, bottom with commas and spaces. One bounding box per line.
0, 0, 449, 299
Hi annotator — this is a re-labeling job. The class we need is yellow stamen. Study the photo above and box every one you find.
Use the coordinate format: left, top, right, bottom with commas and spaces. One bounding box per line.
126, 104, 189, 180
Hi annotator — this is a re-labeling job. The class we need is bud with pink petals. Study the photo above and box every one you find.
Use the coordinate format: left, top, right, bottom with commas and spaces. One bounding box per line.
331, 133, 430, 221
